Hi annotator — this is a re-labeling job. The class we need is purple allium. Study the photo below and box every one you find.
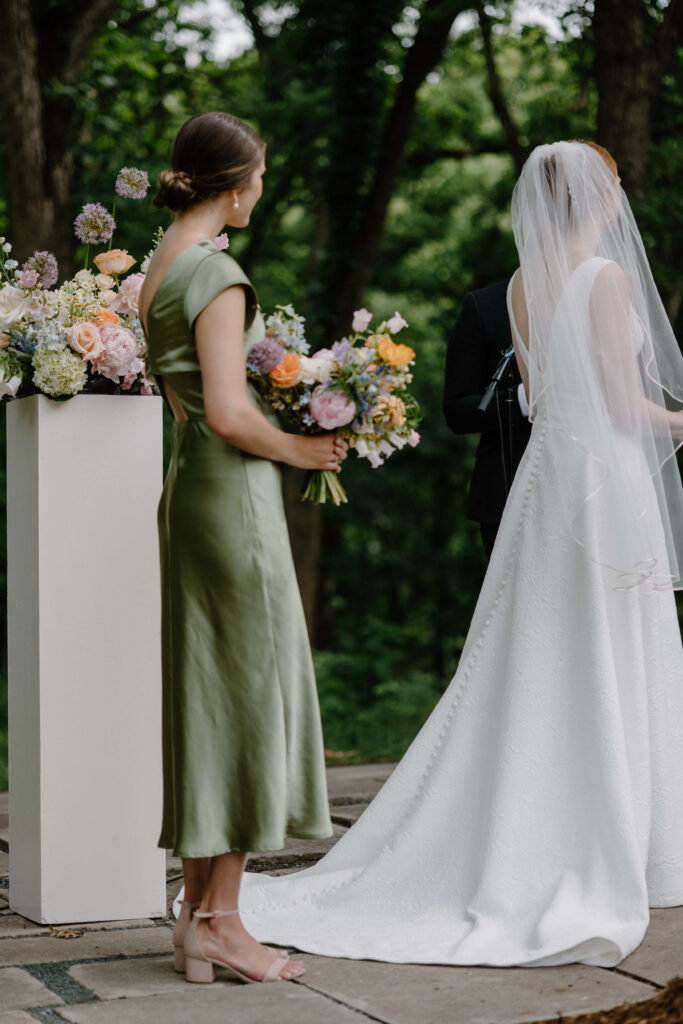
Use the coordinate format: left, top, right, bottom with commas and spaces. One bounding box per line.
74, 203, 116, 245
247, 338, 286, 373
115, 167, 150, 200
22, 251, 58, 289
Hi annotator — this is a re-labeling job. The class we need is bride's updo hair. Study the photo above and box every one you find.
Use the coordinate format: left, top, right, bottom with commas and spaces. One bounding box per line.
541, 139, 619, 225
154, 112, 265, 213
569, 139, 618, 178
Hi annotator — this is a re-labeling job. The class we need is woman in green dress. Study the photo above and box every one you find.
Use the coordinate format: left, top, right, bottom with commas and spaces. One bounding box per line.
139, 112, 346, 985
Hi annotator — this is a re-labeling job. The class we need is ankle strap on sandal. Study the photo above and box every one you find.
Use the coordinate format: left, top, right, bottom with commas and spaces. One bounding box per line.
194, 908, 239, 919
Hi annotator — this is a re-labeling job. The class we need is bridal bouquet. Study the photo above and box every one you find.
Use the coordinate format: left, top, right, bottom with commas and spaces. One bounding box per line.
0, 166, 156, 401
247, 305, 421, 504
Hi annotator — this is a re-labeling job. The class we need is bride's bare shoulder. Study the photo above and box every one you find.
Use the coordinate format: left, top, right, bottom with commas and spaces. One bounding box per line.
592, 260, 630, 301
509, 267, 528, 333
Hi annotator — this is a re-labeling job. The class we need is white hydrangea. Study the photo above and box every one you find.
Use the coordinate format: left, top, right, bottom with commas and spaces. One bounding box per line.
32, 347, 87, 397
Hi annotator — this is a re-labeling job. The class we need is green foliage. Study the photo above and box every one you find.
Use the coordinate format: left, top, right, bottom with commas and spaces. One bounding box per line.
316, 649, 444, 761
0, 1, 682, 787
0, 673, 6, 790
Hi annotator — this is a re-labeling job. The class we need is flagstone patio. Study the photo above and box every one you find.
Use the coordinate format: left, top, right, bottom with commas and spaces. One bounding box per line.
0, 767, 680, 1024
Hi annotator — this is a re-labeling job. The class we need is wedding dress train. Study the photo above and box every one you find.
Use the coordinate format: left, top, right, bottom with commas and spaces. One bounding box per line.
237, 257, 683, 968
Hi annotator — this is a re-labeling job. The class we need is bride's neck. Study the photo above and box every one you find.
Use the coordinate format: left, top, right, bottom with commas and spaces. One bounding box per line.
570, 224, 600, 266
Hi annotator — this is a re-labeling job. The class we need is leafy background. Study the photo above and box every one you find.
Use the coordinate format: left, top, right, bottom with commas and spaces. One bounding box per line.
0, 0, 682, 789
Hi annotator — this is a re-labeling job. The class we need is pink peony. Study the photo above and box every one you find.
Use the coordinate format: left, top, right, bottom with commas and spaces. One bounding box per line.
352, 308, 372, 332
310, 384, 356, 430
92, 323, 144, 382
110, 272, 145, 316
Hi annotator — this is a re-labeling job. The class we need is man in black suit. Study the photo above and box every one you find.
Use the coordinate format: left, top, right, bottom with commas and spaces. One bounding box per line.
443, 278, 532, 558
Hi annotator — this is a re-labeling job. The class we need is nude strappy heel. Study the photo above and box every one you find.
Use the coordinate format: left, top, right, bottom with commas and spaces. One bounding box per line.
173, 900, 288, 972
184, 910, 304, 985
173, 899, 199, 972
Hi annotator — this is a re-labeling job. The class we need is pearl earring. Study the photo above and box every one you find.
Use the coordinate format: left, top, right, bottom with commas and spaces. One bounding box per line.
233, 194, 239, 209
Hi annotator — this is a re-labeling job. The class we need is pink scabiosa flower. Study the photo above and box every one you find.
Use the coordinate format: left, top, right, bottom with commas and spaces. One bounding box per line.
115, 167, 149, 199
310, 384, 356, 430
92, 323, 144, 382
74, 203, 116, 245
22, 251, 58, 289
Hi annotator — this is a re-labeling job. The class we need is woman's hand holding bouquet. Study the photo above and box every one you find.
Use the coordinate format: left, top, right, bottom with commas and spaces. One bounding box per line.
247, 305, 421, 504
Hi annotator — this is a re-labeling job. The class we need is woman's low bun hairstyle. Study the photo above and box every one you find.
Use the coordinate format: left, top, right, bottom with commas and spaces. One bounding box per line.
154, 111, 265, 213
154, 169, 199, 212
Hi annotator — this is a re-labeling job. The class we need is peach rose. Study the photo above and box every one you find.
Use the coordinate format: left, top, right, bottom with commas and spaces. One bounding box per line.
376, 335, 415, 367
93, 307, 121, 327
93, 249, 136, 275
67, 321, 104, 359
269, 352, 302, 387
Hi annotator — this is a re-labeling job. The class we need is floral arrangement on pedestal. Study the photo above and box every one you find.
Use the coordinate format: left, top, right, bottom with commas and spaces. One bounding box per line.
247, 305, 421, 504
0, 167, 157, 401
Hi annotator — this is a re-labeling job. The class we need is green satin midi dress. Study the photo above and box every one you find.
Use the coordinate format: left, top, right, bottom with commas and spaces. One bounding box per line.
145, 239, 332, 858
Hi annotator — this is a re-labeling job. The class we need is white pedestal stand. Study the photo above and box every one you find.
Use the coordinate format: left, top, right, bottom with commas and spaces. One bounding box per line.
7, 394, 166, 923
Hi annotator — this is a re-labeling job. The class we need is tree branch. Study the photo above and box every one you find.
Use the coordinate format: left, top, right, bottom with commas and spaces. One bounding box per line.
651, 0, 683, 87
407, 142, 513, 167
237, 0, 269, 49
475, 0, 525, 174
63, 0, 117, 83
332, 0, 469, 328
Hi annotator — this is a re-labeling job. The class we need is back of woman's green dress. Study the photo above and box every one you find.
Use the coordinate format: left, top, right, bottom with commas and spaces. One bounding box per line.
145, 238, 332, 858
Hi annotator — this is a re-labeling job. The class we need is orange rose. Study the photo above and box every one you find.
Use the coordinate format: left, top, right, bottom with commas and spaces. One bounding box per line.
270, 352, 302, 387
93, 307, 121, 326
93, 249, 136, 275
376, 335, 415, 367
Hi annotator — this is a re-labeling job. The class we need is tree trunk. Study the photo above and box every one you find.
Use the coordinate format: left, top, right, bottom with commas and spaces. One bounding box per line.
594, 0, 683, 193
0, 0, 115, 274
282, 469, 323, 639
333, 0, 470, 335
0, 0, 55, 263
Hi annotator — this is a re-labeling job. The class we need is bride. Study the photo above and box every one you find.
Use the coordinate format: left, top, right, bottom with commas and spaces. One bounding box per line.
184, 141, 683, 968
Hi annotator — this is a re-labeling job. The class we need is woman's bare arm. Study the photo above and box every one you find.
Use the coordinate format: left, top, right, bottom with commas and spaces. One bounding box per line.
591, 263, 683, 440
509, 269, 530, 402
196, 286, 346, 470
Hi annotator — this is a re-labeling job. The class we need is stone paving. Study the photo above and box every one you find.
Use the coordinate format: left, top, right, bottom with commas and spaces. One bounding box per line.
0, 768, 681, 1024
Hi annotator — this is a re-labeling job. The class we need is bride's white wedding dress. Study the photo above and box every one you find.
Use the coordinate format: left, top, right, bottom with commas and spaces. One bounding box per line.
236, 254, 683, 968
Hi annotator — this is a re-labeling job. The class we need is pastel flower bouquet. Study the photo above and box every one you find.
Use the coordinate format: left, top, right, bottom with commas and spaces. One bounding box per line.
0, 167, 156, 402
247, 305, 421, 505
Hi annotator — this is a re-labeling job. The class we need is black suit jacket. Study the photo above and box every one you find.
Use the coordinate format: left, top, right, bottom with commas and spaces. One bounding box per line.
443, 278, 532, 525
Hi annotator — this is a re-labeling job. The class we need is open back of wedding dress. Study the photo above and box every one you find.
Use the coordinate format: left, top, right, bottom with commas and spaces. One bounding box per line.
233, 143, 683, 967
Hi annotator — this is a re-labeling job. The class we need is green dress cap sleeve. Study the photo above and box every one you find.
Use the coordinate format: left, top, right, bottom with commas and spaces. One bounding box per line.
183, 247, 258, 333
